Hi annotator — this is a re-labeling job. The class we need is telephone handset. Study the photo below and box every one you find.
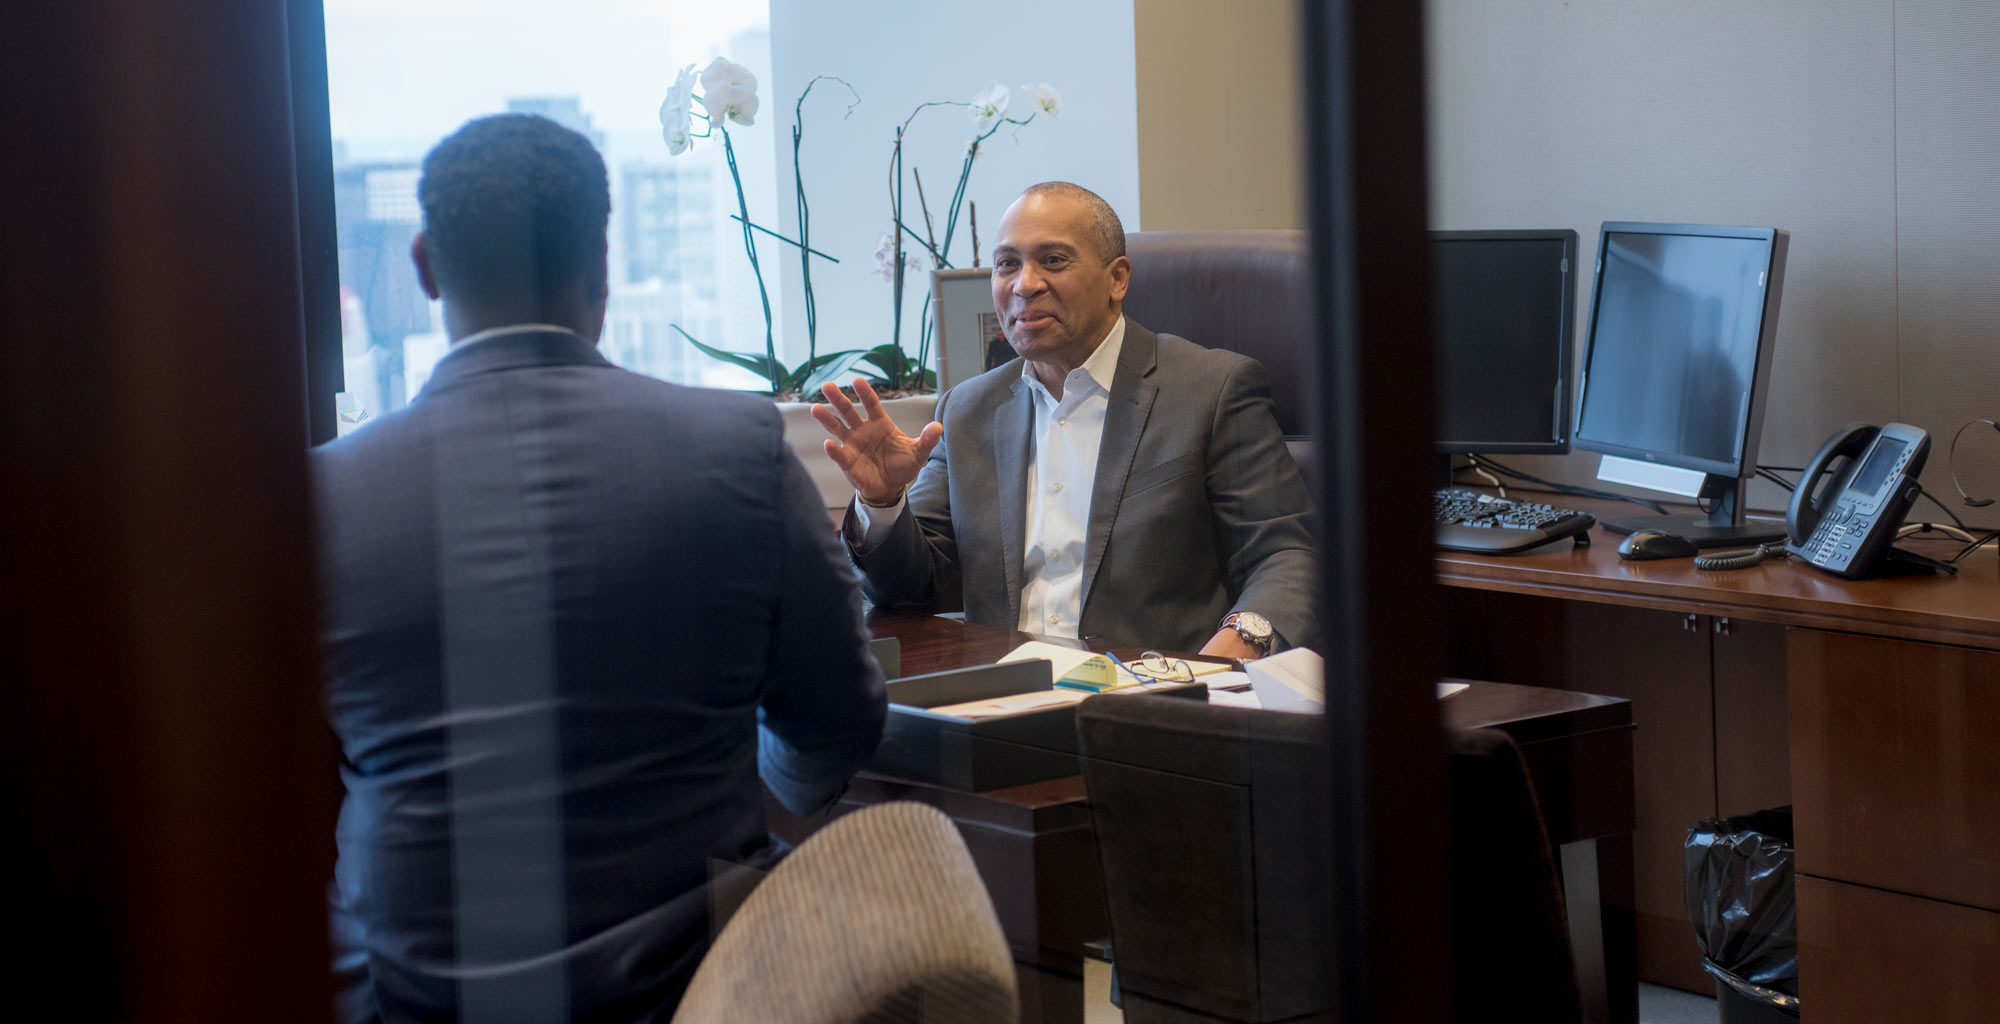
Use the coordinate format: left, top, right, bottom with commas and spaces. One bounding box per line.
1785, 421, 1931, 578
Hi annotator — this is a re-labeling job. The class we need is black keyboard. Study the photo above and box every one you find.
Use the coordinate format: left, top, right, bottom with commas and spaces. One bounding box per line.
1433, 488, 1597, 554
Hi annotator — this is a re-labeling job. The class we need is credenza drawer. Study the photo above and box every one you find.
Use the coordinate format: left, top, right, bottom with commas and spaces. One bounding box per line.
1798, 875, 2000, 1023
1789, 629, 2000, 910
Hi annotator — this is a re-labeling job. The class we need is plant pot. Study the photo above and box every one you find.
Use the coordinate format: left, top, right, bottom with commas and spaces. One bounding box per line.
776, 394, 940, 511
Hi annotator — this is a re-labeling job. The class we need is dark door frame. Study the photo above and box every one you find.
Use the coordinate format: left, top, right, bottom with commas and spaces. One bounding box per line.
1301, 2, 1453, 1020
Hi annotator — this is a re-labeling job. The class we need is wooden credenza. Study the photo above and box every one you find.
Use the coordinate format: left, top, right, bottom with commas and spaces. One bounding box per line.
1436, 495, 2000, 1021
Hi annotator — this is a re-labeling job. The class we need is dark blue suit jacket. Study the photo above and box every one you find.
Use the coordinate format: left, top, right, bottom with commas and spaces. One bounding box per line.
313, 329, 885, 1023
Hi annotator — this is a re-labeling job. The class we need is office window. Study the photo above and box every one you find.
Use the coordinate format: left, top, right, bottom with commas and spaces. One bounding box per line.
324, 0, 778, 431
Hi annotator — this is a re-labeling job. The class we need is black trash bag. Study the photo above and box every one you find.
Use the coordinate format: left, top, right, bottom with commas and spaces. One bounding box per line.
1684, 807, 1799, 1016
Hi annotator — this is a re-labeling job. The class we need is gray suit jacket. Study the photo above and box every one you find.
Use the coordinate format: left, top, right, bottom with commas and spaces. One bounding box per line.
849, 320, 1318, 652
314, 329, 885, 1024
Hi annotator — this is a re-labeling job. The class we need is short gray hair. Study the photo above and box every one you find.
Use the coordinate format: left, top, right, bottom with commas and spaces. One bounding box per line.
1019, 181, 1126, 264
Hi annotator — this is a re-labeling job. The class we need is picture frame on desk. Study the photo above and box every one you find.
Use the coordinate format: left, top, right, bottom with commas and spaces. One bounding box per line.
931, 267, 1007, 391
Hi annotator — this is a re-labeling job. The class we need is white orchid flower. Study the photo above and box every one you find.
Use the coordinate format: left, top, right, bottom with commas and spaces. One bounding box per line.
872, 234, 898, 282
1023, 82, 1063, 116
658, 63, 698, 154
872, 234, 926, 282
969, 81, 1010, 131
700, 57, 761, 127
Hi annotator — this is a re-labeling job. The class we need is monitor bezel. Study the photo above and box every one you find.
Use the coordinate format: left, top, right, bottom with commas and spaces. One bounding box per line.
1430, 228, 1580, 455
1570, 221, 1789, 480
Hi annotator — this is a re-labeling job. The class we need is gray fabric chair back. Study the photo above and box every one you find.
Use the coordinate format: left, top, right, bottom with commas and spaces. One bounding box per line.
1079, 695, 1581, 1024
671, 802, 1017, 1024
1122, 230, 1314, 438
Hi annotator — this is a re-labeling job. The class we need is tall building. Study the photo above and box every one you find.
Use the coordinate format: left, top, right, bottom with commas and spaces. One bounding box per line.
619, 161, 720, 287
332, 159, 432, 415
504, 96, 605, 150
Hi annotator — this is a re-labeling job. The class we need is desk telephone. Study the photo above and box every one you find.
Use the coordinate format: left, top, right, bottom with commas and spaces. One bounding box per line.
1785, 421, 1940, 578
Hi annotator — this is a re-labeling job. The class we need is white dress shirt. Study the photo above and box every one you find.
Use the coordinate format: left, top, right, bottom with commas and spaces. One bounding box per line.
450, 323, 589, 349
852, 317, 1127, 639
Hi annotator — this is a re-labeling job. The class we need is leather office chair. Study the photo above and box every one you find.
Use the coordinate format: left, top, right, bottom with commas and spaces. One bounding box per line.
1078, 692, 1335, 1023
671, 801, 1017, 1024
1078, 694, 1581, 1024
1122, 229, 1314, 440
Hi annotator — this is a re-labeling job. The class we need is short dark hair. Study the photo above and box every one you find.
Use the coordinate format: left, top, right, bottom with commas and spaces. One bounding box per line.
1019, 181, 1126, 263
418, 114, 611, 310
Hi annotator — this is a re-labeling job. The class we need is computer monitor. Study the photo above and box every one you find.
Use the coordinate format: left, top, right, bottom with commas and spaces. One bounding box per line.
1572, 222, 1790, 546
1432, 230, 1580, 459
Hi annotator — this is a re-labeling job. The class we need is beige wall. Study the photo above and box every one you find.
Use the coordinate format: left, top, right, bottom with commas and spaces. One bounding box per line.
1134, 0, 1305, 230
1427, 0, 2000, 524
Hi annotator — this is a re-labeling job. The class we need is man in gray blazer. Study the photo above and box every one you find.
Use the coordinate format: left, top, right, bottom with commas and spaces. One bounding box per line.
313, 114, 885, 1023
815, 183, 1317, 657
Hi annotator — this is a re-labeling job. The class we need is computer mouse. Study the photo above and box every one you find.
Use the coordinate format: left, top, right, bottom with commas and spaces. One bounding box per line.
1617, 529, 1700, 561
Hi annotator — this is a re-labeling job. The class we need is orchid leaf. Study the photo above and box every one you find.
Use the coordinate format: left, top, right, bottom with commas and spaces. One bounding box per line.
797, 349, 875, 393
673, 324, 782, 388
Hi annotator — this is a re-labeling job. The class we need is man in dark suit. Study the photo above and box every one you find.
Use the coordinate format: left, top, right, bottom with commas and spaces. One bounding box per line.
814, 182, 1317, 657
313, 114, 885, 1024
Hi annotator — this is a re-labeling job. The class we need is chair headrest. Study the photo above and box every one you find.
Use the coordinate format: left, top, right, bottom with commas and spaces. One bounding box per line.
1122, 230, 1313, 437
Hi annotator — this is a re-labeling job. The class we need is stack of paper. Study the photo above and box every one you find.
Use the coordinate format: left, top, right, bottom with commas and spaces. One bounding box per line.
1248, 648, 1326, 712
925, 689, 1090, 719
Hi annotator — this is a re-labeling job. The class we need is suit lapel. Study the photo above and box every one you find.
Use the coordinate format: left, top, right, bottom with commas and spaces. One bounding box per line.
1082, 323, 1159, 612
993, 378, 1035, 626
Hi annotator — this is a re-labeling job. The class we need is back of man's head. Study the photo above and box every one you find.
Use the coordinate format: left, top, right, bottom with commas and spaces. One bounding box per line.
418, 114, 610, 318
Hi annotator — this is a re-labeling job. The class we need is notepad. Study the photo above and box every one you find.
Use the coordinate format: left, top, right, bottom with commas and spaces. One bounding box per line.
998, 641, 1121, 691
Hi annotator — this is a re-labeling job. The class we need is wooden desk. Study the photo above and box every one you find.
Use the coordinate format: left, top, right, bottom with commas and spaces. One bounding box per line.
771, 610, 1637, 1024
1436, 494, 2000, 1021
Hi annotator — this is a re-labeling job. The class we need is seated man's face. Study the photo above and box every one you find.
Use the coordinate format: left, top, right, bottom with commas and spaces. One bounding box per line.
989, 193, 1130, 367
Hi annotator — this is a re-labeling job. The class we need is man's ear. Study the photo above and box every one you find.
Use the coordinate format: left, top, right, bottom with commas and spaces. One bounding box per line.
411, 232, 441, 301
1107, 255, 1132, 303
591, 238, 610, 303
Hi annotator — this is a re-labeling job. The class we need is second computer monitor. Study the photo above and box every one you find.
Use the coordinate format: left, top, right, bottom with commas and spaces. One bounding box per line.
1432, 229, 1579, 455
1572, 221, 1790, 544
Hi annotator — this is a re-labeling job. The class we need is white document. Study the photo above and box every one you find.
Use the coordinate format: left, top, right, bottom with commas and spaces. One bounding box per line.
1206, 688, 1264, 709
1202, 670, 1252, 692
1248, 648, 1326, 713
1220, 652, 1473, 712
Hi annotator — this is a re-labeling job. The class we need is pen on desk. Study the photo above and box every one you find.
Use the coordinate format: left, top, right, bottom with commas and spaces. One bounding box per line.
1102, 649, 1144, 683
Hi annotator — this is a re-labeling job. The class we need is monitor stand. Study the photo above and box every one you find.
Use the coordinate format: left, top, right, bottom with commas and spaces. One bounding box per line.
1598, 475, 1787, 549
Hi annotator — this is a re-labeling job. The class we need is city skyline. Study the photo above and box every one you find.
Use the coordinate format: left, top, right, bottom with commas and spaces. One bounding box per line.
330, 88, 772, 429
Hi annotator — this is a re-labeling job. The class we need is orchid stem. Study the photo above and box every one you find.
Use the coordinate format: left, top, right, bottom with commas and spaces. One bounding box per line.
721, 128, 778, 393
898, 221, 949, 268
729, 216, 838, 262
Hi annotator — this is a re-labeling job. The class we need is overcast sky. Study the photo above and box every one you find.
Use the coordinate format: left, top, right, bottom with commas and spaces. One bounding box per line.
324, 0, 769, 162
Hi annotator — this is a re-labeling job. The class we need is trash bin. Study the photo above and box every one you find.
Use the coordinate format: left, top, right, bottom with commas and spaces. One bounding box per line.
1685, 807, 1800, 1023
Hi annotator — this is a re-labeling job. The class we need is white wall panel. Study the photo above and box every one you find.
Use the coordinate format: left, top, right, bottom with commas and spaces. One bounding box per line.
1893, 0, 2000, 510
1421, 1, 1993, 520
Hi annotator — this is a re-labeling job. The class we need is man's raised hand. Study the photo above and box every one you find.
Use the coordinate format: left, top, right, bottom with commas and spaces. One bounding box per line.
810, 377, 945, 507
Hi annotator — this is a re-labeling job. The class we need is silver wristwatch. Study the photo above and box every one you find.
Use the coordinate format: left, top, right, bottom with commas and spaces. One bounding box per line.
1220, 611, 1275, 657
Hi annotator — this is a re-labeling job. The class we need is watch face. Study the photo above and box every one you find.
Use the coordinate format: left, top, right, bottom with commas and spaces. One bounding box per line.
1224, 612, 1272, 644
